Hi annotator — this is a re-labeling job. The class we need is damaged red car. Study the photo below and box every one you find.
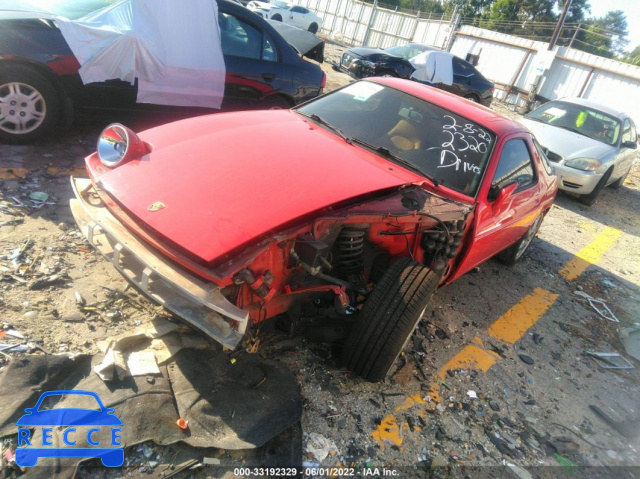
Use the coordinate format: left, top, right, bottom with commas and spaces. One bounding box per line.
70, 78, 557, 381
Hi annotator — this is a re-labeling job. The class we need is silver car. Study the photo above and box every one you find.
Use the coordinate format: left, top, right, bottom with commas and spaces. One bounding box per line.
519, 98, 637, 205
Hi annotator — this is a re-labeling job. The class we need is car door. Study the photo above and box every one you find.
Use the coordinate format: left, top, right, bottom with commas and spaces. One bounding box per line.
452, 136, 543, 278
288, 6, 309, 28
218, 10, 285, 109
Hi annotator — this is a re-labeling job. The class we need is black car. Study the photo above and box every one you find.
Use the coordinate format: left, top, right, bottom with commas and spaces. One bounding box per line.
339, 42, 494, 107
0, 0, 325, 144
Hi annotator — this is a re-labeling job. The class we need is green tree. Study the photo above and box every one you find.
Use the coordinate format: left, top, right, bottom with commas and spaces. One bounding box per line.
569, 10, 629, 58
622, 45, 640, 66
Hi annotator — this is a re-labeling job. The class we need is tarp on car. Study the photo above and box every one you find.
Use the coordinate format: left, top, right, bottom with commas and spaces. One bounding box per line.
409, 50, 454, 86
56, 0, 226, 109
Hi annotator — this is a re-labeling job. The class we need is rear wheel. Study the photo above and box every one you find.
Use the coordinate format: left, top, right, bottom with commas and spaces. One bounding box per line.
497, 212, 544, 266
0, 65, 60, 144
464, 93, 480, 103
308, 23, 318, 34
342, 257, 441, 382
579, 168, 612, 206
378, 71, 398, 78
609, 167, 631, 190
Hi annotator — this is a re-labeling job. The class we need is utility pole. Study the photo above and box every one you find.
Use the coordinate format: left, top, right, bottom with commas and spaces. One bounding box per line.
548, 0, 572, 50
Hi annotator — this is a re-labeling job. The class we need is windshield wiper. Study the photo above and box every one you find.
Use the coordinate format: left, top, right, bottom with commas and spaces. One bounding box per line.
349, 138, 439, 186
297, 112, 352, 143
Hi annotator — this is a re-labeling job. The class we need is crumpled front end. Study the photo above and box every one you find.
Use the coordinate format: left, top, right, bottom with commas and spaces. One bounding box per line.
70, 177, 249, 349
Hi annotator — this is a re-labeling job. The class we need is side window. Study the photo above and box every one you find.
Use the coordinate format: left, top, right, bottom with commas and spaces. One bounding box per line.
453, 58, 474, 77
491, 139, 536, 196
290, 6, 308, 13
218, 12, 278, 62
622, 119, 637, 144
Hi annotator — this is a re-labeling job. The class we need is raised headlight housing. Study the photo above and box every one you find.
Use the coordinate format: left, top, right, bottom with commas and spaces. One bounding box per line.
97, 123, 151, 168
564, 158, 602, 171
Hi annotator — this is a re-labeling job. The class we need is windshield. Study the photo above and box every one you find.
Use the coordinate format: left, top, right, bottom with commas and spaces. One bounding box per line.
295, 82, 495, 196
526, 100, 621, 146
272, 0, 290, 8
2, 0, 118, 19
385, 44, 435, 60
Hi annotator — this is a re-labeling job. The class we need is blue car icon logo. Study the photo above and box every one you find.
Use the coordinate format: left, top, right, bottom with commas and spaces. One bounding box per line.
16, 390, 124, 467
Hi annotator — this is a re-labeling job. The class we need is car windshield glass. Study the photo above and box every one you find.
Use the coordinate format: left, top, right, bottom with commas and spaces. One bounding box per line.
37, 394, 101, 411
272, 0, 290, 7
526, 101, 621, 146
8, 0, 119, 19
295, 82, 495, 196
385, 44, 432, 60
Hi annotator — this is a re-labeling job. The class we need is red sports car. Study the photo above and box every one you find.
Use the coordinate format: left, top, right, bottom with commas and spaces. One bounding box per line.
70, 78, 557, 381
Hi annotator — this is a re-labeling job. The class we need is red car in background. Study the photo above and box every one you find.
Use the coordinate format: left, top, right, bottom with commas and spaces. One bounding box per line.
70, 78, 557, 381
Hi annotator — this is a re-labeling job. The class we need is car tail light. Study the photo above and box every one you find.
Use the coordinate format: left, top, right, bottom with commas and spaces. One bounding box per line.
321, 72, 326, 89
97, 123, 151, 168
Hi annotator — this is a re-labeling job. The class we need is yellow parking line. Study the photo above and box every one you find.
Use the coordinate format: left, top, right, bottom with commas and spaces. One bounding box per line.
0, 168, 29, 179
371, 224, 620, 448
488, 288, 559, 344
46, 166, 86, 177
558, 226, 621, 281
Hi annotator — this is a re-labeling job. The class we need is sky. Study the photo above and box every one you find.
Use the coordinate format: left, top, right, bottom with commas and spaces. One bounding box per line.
588, 0, 640, 52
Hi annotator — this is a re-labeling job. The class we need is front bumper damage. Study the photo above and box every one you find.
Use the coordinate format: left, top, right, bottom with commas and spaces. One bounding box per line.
70, 177, 249, 349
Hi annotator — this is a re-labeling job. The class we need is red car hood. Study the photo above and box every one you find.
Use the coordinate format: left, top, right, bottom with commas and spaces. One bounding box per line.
89, 110, 421, 264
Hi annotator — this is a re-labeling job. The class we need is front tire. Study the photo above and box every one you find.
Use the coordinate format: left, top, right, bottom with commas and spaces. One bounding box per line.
271, 14, 282, 21
308, 23, 318, 34
0, 65, 60, 144
464, 93, 480, 103
342, 257, 441, 382
579, 168, 612, 206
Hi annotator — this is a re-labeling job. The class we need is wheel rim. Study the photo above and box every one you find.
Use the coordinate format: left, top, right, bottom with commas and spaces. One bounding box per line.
381, 74, 394, 77
465, 95, 478, 102
515, 215, 543, 260
0, 82, 47, 134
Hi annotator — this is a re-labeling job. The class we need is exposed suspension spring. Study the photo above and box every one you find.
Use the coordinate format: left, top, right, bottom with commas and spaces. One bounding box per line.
337, 228, 365, 275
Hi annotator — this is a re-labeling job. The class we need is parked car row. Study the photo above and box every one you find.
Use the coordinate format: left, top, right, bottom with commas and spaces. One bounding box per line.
0, 0, 326, 144
336, 40, 636, 205
338, 42, 495, 107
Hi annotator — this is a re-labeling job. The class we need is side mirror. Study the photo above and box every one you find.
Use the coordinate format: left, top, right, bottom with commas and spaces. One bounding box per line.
622, 140, 637, 150
491, 182, 518, 215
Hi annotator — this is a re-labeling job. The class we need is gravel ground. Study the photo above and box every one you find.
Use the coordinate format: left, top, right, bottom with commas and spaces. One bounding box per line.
1, 41, 639, 478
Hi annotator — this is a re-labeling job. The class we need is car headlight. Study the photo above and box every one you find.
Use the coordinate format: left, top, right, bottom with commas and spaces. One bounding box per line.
97, 123, 151, 168
564, 158, 601, 171
360, 60, 374, 68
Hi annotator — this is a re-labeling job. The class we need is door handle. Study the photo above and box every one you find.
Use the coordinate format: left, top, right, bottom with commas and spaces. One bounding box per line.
262, 73, 276, 82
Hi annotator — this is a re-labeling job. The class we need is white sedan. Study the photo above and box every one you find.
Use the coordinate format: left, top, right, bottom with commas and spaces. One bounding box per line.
519, 98, 637, 205
247, 1, 322, 33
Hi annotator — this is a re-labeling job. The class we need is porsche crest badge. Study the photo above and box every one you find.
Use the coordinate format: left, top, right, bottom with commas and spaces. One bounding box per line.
148, 201, 166, 212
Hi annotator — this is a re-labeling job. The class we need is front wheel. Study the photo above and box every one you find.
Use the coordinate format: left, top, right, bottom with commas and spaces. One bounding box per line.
308, 23, 318, 34
342, 257, 441, 382
464, 93, 480, 103
271, 14, 282, 21
579, 168, 612, 206
0, 65, 60, 144
497, 212, 545, 266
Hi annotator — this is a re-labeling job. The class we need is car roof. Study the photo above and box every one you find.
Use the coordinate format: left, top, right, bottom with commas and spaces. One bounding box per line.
554, 97, 628, 119
369, 77, 527, 137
